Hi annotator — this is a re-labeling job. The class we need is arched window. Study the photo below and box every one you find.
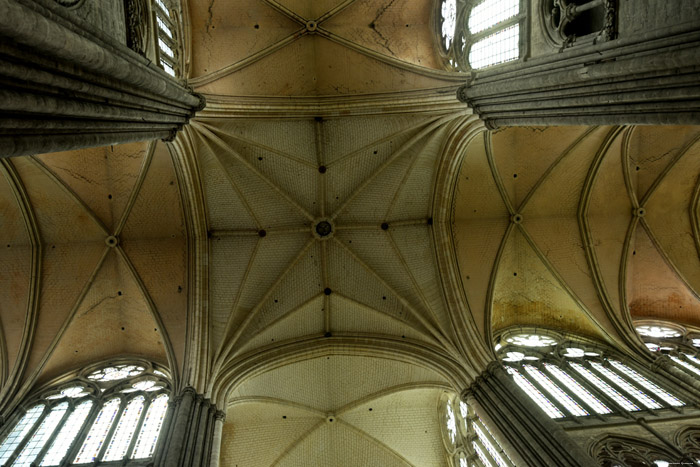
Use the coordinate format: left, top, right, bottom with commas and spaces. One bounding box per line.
497, 331, 685, 420
590, 435, 681, 467
635, 321, 700, 381
440, 393, 515, 467
437, 0, 524, 71
0, 361, 170, 466
125, 0, 183, 77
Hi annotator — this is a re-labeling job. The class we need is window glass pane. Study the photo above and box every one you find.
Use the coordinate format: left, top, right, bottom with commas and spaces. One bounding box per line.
543, 363, 610, 414
102, 396, 145, 461
608, 360, 684, 407
12, 402, 68, 466
469, 24, 519, 69
504, 333, 556, 347
523, 365, 588, 416
0, 405, 44, 465
159, 39, 175, 60
40, 401, 93, 466
132, 395, 169, 459
468, 0, 519, 34
636, 325, 681, 338
445, 400, 457, 444
73, 398, 121, 464
569, 362, 639, 411
473, 441, 493, 467
441, 0, 457, 49
156, 16, 174, 39
162, 62, 176, 77
505, 367, 564, 418
589, 362, 661, 409
474, 422, 507, 467
155, 0, 170, 17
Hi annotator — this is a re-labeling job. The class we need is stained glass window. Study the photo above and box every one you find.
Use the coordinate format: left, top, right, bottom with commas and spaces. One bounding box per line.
13, 402, 68, 466
589, 362, 661, 409
523, 365, 588, 416
543, 363, 610, 414
441, 0, 457, 49
608, 360, 684, 407
505, 334, 556, 347
473, 441, 493, 467
506, 367, 564, 418
0, 405, 44, 465
102, 396, 146, 461
474, 422, 508, 467
671, 356, 700, 377
469, 25, 520, 69
568, 362, 639, 412
40, 401, 93, 466
445, 400, 457, 444
132, 395, 169, 459
74, 398, 122, 464
87, 364, 145, 382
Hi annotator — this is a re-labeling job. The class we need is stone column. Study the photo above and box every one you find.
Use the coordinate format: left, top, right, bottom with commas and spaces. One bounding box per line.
460, 25, 700, 127
0, 0, 204, 158
209, 411, 226, 467
465, 363, 597, 467
157, 387, 222, 467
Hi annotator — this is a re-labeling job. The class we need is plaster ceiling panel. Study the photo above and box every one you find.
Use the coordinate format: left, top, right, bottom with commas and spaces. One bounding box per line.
11, 158, 106, 245
342, 387, 448, 467
235, 295, 325, 355
325, 239, 431, 337
331, 294, 434, 343
0, 167, 28, 245
322, 0, 443, 70
322, 114, 435, 165
209, 236, 260, 351
627, 226, 700, 327
120, 142, 184, 240
643, 135, 700, 298
325, 124, 427, 216
187, 0, 301, 79
34, 142, 148, 231
119, 238, 185, 376
199, 124, 320, 217
277, 421, 409, 467
38, 249, 167, 385
193, 124, 312, 228
274, 0, 346, 20
453, 132, 510, 337
193, 36, 318, 96
195, 135, 258, 230
231, 355, 447, 412
335, 140, 422, 224
626, 126, 700, 203
312, 37, 460, 96
22, 242, 107, 384
231, 242, 324, 353
586, 129, 632, 321
221, 401, 323, 467
490, 126, 595, 211
491, 227, 606, 340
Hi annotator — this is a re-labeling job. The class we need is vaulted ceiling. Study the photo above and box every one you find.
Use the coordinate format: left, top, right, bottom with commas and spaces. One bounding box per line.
1, 0, 700, 465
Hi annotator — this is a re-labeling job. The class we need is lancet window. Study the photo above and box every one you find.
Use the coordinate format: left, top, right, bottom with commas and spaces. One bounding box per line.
437, 0, 524, 71
497, 330, 686, 421
0, 361, 170, 466
440, 393, 515, 467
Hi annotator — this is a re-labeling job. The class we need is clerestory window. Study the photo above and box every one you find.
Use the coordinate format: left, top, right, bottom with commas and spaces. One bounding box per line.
498, 332, 685, 420
125, 0, 182, 77
440, 393, 515, 467
0, 361, 170, 466
437, 0, 523, 71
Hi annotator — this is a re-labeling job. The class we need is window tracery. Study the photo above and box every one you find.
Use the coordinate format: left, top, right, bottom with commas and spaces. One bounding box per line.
497, 330, 686, 420
590, 435, 680, 467
440, 393, 515, 467
540, 0, 617, 50
436, 0, 523, 71
0, 360, 170, 466
635, 321, 700, 382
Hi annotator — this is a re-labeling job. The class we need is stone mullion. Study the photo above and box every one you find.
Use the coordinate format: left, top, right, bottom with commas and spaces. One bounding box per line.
539, 360, 608, 421
472, 418, 513, 467
567, 360, 629, 417
59, 400, 101, 467
33, 401, 73, 466
95, 396, 127, 462
124, 394, 152, 460
518, 363, 575, 419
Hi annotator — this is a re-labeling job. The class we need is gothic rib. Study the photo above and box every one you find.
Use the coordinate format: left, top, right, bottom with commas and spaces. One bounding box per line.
0, 159, 41, 415
29, 156, 110, 236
